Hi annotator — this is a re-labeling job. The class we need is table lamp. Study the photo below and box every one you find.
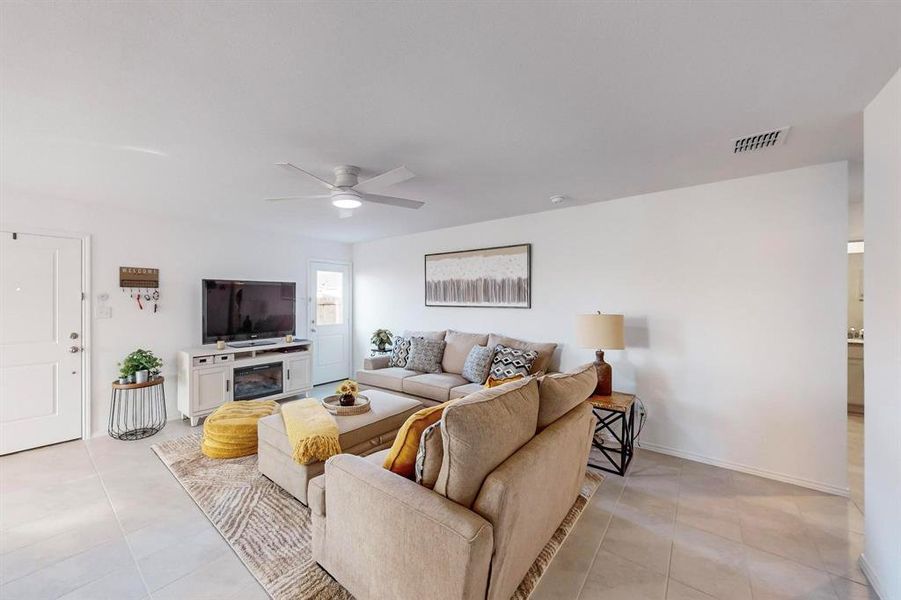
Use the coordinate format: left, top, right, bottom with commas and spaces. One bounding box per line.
575, 312, 625, 396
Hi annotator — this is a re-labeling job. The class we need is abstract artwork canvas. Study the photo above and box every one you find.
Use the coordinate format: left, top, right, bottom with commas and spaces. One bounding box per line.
425, 244, 531, 308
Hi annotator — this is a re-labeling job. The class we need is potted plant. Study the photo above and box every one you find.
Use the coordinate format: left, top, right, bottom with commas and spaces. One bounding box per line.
118, 349, 163, 384
370, 329, 393, 353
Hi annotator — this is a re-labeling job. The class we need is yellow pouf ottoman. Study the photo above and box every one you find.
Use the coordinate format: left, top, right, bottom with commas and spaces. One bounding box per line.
201, 400, 279, 459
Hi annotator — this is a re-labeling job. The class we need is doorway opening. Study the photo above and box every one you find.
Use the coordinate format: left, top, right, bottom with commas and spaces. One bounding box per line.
847, 240, 864, 513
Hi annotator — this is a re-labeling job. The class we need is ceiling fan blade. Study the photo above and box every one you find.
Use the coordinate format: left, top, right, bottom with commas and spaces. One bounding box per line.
353, 166, 415, 193
275, 162, 335, 190
362, 193, 425, 210
263, 195, 331, 202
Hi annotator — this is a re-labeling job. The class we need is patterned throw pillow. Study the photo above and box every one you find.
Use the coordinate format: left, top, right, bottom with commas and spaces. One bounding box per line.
405, 337, 446, 373
489, 344, 539, 380
388, 336, 412, 368
415, 421, 443, 489
461, 345, 493, 384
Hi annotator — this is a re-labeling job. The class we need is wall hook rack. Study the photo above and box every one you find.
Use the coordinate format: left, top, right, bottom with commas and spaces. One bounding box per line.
119, 267, 160, 312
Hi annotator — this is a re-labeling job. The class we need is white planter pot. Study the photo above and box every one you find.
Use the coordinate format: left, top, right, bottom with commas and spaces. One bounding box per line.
135, 370, 149, 384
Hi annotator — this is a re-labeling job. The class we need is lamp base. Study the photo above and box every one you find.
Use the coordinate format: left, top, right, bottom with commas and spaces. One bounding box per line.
593, 349, 612, 396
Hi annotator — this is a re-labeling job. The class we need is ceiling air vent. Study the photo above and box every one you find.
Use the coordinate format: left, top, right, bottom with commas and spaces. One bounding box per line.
732, 126, 790, 154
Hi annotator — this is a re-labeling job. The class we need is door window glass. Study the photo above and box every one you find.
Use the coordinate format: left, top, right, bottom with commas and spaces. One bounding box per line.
316, 270, 343, 325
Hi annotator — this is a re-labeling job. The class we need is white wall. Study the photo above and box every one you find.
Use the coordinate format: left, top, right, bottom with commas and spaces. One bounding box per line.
1, 195, 351, 435
354, 163, 849, 493
862, 69, 901, 600
849, 200, 865, 241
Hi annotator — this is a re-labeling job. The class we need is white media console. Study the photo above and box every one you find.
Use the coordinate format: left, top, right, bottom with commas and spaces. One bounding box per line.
176, 339, 313, 426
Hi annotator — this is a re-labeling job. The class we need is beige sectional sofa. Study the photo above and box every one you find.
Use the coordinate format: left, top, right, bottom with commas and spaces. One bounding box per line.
356, 329, 558, 406
310, 365, 598, 600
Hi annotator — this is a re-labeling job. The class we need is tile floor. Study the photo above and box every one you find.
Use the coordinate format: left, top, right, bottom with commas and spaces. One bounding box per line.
531, 414, 872, 600
0, 410, 872, 600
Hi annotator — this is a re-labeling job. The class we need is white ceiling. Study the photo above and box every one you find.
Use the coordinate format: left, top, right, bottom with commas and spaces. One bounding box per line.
1, 1, 899, 243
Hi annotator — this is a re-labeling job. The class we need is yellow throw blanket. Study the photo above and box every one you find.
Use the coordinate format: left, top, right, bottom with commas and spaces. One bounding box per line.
282, 398, 341, 465
201, 400, 279, 459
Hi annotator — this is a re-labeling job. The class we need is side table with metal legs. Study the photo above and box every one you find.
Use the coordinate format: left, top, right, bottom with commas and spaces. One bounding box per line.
587, 392, 637, 476
108, 376, 167, 440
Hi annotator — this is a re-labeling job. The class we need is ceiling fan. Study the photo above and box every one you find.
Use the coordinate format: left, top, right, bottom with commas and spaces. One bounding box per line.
266, 163, 424, 217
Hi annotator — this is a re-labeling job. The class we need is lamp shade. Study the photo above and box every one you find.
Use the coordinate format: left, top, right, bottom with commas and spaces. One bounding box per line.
575, 313, 625, 349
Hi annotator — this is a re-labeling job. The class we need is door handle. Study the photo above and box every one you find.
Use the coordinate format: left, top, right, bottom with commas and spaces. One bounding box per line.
225, 379, 230, 392
287, 369, 291, 380
69, 346, 81, 353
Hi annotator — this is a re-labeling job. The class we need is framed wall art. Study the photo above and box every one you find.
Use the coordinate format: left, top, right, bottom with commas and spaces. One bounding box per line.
424, 243, 531, 308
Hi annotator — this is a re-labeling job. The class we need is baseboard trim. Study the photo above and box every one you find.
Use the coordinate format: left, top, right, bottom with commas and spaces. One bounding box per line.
637, 441, 850, 497
858, 554, 886, 600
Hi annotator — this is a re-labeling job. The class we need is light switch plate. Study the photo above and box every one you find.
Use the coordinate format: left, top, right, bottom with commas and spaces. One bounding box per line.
96, 305, 112, 319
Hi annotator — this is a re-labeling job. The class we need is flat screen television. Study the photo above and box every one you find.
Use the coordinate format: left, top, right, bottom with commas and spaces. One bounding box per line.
202, 279, 296, 344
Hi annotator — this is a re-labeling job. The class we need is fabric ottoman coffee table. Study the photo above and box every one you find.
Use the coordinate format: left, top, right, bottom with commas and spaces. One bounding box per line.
257, 390, 423, 505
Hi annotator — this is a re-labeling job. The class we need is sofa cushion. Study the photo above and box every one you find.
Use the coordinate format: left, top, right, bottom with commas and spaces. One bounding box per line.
537, 363, 598, 430
387, 336, 412, 368
435, 377, 539, 508
403, 372, 469, 402
405, 337, 446, 374
449, 382, 483, 400
382, 403, 447, 479
442, 330, 489, 374
356, 367, 421, 392
415, 421, 443, 489
403, 329, 447, 341
489, 345, 539, 380
487, 334, 558, 374
461, 345, 493, 384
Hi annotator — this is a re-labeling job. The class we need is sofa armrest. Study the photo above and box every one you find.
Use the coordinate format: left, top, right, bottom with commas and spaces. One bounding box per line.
362, 355, 390, 370
315, 454, 493, 600
308, 474, 326, 517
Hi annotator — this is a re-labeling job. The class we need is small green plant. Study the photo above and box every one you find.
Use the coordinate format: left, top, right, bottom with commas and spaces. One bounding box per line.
118, 348, 163, 378
370, 329, 393, 351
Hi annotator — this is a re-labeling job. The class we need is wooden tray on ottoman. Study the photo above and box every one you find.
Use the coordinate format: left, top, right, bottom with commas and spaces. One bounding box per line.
321, 394, 371, 416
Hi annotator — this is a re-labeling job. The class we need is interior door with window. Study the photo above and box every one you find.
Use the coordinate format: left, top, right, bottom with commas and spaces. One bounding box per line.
308, 261, 351, 385
0, 231, 83, 454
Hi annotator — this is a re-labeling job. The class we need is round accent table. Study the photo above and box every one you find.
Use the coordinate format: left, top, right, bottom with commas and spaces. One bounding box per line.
108, 376, 167, 440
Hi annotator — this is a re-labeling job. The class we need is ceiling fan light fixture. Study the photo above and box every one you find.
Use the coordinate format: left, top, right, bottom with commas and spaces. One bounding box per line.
271, 162, 423, 211
331, 193, 362, 209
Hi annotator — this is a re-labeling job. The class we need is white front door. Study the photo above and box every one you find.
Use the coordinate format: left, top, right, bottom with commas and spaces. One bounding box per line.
308, 261, 351, 385
0, 231, 84, 454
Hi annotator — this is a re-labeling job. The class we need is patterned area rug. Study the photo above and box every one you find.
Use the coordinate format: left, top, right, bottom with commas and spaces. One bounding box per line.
152, 433, 602, 600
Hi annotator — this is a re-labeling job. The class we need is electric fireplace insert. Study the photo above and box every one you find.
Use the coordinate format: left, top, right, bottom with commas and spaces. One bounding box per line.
233, 362, 283, 401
